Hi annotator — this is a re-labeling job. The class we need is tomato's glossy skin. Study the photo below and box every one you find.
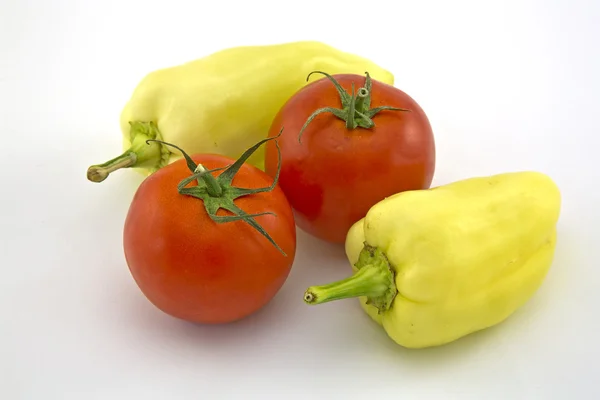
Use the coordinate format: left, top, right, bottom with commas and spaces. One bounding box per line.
264, 74, 435, 244
123, 154, 296, 324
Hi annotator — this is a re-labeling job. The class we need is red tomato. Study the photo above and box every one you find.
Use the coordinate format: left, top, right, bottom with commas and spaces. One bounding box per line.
123, 153, 296, 324
264, 72, 435, 244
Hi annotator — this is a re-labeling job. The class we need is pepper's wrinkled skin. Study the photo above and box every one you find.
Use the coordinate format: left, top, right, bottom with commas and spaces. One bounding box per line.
304, 171, 561, 349
86, 41, 394, 183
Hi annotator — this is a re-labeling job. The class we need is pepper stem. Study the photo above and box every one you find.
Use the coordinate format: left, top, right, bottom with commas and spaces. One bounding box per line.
304, 244, 397, 313
86, 121, 169, 183
304, 265, 389, 304
87, 151, 137, 183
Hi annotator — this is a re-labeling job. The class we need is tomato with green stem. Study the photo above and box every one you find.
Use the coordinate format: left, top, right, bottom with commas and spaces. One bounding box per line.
123, 131, 296, 324
264, 71, 436, 244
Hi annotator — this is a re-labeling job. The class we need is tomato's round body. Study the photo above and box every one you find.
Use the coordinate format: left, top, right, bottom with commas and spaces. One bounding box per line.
264, 74, 436, 243
123, 154, 296, 324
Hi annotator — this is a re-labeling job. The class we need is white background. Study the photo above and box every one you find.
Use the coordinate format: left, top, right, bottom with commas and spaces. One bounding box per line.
2, 0, 599, 398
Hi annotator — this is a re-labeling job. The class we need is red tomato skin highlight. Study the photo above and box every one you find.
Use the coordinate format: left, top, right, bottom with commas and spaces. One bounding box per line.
265, 74, 435, 243
123, 154, 297, 324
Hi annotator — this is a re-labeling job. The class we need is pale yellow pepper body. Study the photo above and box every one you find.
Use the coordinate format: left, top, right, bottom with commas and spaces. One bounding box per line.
305, 171, 561, 349
87, 41, 394, 183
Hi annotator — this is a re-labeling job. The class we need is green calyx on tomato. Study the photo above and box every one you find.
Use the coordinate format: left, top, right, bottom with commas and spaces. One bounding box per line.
147, 128, 286, 256
298, 71, 410, 143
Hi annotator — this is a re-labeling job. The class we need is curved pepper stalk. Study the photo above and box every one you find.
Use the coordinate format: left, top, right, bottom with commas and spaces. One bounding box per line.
87, 121, 169, 183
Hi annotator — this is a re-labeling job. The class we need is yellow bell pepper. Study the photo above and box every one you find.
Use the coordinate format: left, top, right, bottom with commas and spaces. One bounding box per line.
303, 171, 561, 349
86, 41, 394, 183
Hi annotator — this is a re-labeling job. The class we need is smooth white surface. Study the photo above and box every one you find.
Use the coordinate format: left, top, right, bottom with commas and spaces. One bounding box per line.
2, 0, 599, 398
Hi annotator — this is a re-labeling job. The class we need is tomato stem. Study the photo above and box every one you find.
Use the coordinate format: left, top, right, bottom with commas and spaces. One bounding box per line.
87, 121, 170, 182
345, 83, 357, 130
193, 164, 223, 197
148, 128, 288, 256
354, 87, 369, 114
297, 71, 411, 143
304, 244, 396, 313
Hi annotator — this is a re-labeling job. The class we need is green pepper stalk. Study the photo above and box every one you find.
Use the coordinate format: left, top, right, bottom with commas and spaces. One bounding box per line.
304, 244, 396, 312
87, 121, 169, 183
